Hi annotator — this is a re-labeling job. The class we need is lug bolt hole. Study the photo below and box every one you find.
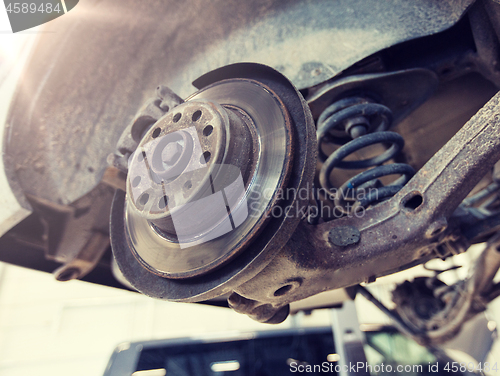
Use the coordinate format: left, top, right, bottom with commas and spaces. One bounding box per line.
173, 113, 182, 123
184, 180, 192, 190
152, 128, 161, 138
158, 195, 168, 209
203, 125, 213, 137
132, 176, 141, 187
201, 151, 211, 164
192, 110, 202, 122
139, 193, 150, 206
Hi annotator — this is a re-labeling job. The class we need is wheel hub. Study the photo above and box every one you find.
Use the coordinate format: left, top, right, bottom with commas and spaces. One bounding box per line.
125, 79, 293, 279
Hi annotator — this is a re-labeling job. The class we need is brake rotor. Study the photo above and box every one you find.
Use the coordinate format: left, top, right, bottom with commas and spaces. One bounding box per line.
125, 79, 293, 278
111, 63, 316, 302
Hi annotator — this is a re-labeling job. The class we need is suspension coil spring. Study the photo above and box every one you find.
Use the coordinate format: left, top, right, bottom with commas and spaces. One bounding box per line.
316, 96, 415, 215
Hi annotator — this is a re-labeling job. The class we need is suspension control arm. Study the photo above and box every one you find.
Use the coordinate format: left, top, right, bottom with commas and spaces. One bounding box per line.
233, 92, 500, 316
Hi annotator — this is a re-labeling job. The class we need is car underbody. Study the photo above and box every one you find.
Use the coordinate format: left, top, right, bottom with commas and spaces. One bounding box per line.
2, 0, 500, 347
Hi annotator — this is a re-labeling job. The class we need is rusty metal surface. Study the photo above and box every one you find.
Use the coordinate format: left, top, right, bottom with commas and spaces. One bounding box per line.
228, 292, 290, 324
7, 0, 500, 327
390, 233, 500, 345
233, 90, 500, 315
111, 63, 317, 302
111, 63, 500, 327
394, 73, 499, 172
0, 0, 483, 293
125, 79, 293, 279
307, 69, 438, 123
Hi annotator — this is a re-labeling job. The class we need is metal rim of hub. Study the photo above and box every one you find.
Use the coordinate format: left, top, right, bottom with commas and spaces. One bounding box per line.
124, 79, 294, 279
127, 100, 231, 222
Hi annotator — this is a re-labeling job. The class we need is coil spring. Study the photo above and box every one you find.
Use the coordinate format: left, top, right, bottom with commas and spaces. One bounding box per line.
316, 96, 415, 215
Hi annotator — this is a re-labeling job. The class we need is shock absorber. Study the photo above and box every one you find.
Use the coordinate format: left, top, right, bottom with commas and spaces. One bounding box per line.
317, 96, 415, 215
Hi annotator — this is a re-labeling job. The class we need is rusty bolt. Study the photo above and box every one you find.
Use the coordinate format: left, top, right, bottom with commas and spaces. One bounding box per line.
425, 218, 448, 239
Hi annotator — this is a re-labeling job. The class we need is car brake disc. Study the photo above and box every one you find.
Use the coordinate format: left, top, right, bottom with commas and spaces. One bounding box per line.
110, 64, 317, 308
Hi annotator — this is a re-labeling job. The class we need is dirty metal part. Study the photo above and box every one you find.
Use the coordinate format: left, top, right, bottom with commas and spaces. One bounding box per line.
312, 71, 432, 218
466, 234, 500, 304
229, 90, 500, 321
468, 0, 500, 87
307, 69, 438, 123
390, 233, 500, 345
112, 69, 500, 324
462, 212, 500, 242
289, 287, 357, 314
314, 82, 417, 216
328, 226, 361, 247
316, 97, 394, 146
101, 166, 127, 192
357, 286, 420, 340
125, 79, 292, 279
111, 63, 317, 302
456, 178, 500, 242
53, 232, 110, 281
22, 182, 116, 282
47, 184, 114, 281
130, 99, 258, 233
110, 85, 183, 173
2, 0, 470, 210
494, 160, 500, 181
0, 0, 479, 288
228, 292, 290, 324
392, 278, 448, 337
